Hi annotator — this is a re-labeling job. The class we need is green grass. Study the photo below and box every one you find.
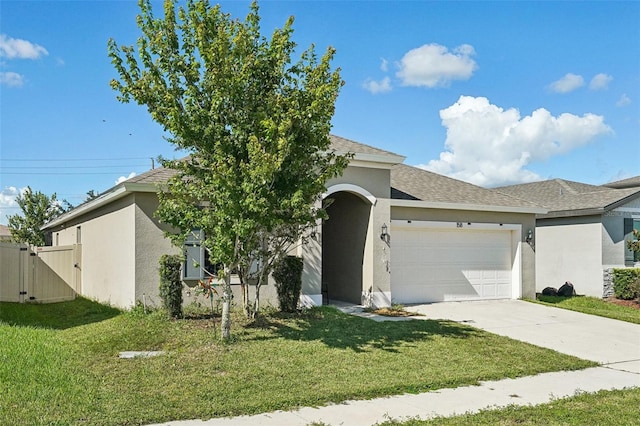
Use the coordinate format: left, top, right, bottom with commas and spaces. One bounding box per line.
379, 387, 640, 425
533, 295, 640, 324
0, 298, 597, 425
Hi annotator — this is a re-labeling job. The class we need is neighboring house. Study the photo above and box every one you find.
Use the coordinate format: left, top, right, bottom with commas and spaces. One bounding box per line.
43, 135, 544, 309
0, 225, 13, 243
497, 178, 640, 298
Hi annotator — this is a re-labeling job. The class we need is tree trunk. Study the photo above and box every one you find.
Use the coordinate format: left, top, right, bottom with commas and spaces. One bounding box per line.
220, 268, 233, 340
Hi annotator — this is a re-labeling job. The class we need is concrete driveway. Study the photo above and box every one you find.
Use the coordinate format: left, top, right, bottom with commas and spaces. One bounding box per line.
406, 299, 640, 374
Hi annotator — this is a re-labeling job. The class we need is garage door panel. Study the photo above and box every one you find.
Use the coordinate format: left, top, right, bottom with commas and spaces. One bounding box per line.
391, 226, 513, 303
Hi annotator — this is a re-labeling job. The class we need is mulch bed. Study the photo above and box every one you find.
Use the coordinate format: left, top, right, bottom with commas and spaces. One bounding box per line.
605, 297, 640, 310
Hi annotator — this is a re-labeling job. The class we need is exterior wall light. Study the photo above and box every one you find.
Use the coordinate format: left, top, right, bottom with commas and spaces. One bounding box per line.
381, 223, 388, 241
526, 229, 533, 244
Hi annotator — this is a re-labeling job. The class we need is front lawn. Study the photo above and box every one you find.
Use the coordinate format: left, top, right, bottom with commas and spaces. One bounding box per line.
0, 298, 596, 425
534, 295, 640, 324
380, 387, 640, 425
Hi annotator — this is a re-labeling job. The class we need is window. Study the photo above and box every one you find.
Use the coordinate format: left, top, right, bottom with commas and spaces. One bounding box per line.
182, 230, 222, 281
624, 218, 640, 264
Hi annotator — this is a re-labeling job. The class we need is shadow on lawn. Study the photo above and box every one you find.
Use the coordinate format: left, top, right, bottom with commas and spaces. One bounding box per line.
248, 306, 481, 352
0, 297, 121, 330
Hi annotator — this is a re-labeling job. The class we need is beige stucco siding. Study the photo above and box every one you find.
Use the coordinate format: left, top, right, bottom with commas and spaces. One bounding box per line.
391, 207, 537, 299
133, 193, 179, 307
327, 167, 391, 199
54, 195, 137, 307
536, 217, 603, 297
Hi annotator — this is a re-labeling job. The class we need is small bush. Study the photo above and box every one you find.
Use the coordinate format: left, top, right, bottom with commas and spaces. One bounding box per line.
272, 256, 303, 312
159, 254, 184, 318
612, 268, 640, 300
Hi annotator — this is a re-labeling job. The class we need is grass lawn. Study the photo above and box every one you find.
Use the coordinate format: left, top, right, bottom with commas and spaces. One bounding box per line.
1, 298, 597, 426
533, 295, 640, 324
379, 387, 640, 425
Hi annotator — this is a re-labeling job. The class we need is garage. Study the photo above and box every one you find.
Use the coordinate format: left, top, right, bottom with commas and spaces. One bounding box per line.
391, 221, 521, 303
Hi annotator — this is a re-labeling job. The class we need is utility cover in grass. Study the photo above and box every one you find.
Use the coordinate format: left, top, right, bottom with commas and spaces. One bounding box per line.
118, 351, 164, 359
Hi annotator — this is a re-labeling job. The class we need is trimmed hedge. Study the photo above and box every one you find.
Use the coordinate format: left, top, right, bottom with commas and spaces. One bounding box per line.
273, 256, 303, 312
159, 254, 184, 318
612, 268, 640, 300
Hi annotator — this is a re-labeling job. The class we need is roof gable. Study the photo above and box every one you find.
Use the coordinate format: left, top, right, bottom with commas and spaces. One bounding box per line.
604, 175, 640, 189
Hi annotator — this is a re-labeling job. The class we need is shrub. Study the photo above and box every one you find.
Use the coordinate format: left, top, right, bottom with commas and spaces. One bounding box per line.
612, 268, 640, 300
272, 256, 303, 312
159, 254, 184, 318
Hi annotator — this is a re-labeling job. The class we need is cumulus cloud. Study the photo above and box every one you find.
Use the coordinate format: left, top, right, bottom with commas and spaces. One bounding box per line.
549, 73, 584, 93
115, 172, 137, 185
417, 96, 613, 187
0, 186, 27, 225
616, 93, 631, 107
0, 71, 24, 87
0, 34, 48, 59
396, 43, 477, 88
589, 73, 612, 90
363, 76, 392, 94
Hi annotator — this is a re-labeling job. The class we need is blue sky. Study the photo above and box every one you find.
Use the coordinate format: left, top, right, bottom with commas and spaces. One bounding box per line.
1, 0, 639, 224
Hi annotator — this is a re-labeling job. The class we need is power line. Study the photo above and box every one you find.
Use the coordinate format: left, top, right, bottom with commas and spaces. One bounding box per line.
0, 157, 152, 162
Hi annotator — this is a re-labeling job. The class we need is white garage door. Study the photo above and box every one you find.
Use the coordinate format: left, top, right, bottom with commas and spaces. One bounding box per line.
391, 224, 514, 303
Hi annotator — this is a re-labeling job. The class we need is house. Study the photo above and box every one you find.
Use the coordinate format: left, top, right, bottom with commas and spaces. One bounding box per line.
496, 178, 640, 298
0, 225, 13, 243
42, 135, 544, 309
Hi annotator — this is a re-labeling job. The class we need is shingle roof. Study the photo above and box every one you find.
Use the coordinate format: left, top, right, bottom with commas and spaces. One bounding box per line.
329, 135, 401, 157
496, 178, 640, 216
391, 164, 543, 209
127, 167, 178, 185
604, 175, 640, 189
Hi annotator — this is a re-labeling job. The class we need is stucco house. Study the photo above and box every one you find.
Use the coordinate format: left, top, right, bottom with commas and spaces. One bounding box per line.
43, 135, 544, 309
496, 178, 640, 298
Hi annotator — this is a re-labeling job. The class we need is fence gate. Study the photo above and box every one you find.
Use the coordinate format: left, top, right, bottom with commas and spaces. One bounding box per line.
0, 243, 80, 303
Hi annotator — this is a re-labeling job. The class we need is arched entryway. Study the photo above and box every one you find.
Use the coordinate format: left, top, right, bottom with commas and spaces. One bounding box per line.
322, 187, 374, 305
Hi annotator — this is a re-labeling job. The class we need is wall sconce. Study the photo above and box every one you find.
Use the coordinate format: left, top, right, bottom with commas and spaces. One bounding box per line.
526, 229, 533, 244
380, 223, 388, 240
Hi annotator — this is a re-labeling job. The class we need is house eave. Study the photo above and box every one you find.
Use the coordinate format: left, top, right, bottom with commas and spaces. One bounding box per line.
537, 208, 604, 219
391, 199, 548, 214
42, 182, 157, 231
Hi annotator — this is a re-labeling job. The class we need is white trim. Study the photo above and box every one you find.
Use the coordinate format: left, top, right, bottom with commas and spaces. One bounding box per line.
300, 293, 322, 307
391, 219, 521, 232
348, 159, 400, 170
324, 184, 377, 206
391, 199, 547, 215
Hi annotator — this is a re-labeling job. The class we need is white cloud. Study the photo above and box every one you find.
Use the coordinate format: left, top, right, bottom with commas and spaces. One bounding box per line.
0, 34, 48, 59
0, 186, 27, 225
616, 93, 631, 107
549, 73, 584, 93
115, 172, 137, 185
418, 96, 613, 187
363, 76, 392, 94
380, 58, 388, 72
589, 73, 612, 90
396, 43, 477, 88
0, 71, 24, 87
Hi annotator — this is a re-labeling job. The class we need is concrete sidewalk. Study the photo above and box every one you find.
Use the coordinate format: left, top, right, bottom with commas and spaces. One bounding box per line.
150, 300, 640, 426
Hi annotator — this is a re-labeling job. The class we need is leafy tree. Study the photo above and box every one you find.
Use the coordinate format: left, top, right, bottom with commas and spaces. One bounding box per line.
629, 229, 640, 260
108, 0, 348, 339
7, 187, 64, 246
85, 190, 100, 202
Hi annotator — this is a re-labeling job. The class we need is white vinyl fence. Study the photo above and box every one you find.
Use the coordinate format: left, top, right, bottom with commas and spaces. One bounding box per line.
0, 243, 81, 303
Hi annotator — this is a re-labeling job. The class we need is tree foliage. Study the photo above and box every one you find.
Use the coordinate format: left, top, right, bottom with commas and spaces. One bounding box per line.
7, 187, 64, 246
108, 0, 349, 339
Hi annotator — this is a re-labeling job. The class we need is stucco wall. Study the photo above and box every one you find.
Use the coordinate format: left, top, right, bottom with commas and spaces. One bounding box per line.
536, 217, 603, 297
53, 195, 137, 307
327, 167, 391, 199
133, 192, 179, 307
391, 207, 537, 299
603, 200, 640, 267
